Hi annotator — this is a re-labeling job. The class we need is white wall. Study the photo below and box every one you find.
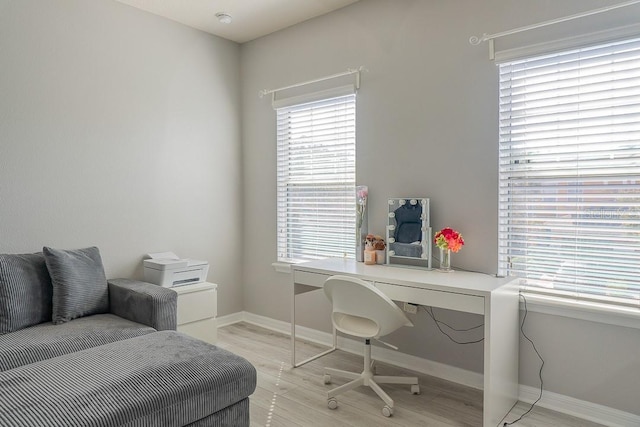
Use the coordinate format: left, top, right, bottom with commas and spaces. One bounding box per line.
0, 0, 244, 314
240, 0, 640, 415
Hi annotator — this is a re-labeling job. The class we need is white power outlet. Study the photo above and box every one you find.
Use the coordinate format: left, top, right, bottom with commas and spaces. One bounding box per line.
403, 302, 418, 314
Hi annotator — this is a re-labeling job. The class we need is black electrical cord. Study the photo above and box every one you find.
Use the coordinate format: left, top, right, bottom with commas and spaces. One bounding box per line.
422, 306, 485, 345
503, 294, 544, 426
427, 254, 544, 423
426, 306, 484, 332
420, 291, 544, 424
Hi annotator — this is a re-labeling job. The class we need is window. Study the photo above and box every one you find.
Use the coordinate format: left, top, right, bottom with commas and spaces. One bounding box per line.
276, 93, 356, 263
498, 36, 640, 308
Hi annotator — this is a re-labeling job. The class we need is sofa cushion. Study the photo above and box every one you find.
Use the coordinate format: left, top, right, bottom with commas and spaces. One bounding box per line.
0, 252, 53, 334
0, 331, 257, 427
0, 313, 155, 372
43, 246, 109, 324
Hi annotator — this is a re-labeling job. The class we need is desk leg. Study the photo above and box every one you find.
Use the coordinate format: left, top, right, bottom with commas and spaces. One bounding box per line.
291, 281, 338, 368
291, 280, 297, 367
483, 283, 520, 426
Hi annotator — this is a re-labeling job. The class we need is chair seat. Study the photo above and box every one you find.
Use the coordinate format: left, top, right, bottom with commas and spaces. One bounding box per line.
333, 312, 379, 338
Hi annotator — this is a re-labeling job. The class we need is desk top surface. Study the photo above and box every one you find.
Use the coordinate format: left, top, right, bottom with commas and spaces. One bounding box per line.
292, 258, 519, 296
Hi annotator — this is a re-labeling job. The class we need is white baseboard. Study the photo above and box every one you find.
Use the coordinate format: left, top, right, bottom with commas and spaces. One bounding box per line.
228, 311, 484, 389
216, 311, 244, 327
519, 385, 640, 427
220, 311, 640, 427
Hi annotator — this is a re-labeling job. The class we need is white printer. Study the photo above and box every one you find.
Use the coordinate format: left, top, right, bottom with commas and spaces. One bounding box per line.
143, 252, 209, 288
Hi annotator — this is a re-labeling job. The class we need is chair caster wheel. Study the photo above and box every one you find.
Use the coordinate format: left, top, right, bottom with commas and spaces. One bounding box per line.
411, 384, 420, 395
328, 398, 338, 410
323, 374, 331, 385
382, 405, 393, 417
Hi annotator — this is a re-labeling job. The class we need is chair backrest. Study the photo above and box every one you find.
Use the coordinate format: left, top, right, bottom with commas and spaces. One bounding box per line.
323, 275, 413, 339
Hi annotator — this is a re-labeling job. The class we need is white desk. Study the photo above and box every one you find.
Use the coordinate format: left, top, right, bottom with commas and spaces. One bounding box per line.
291, 258, 520, 427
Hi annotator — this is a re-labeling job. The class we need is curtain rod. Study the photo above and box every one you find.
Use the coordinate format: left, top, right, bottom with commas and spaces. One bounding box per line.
469, 0, 640, 59
259, 66, 365, 99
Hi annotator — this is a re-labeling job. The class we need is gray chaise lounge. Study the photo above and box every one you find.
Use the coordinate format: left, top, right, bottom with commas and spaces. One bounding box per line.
0, 248, 256, 427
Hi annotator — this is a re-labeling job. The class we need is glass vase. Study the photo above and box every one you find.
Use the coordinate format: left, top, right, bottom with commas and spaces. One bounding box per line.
439, 247, 452, 272
355, 185, 368, 262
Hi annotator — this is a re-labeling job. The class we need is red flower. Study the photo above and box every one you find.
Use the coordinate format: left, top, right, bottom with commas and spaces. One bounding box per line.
434, 227, 465, 253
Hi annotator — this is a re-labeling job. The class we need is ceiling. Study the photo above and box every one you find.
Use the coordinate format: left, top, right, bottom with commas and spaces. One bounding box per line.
115, 0, 360, 44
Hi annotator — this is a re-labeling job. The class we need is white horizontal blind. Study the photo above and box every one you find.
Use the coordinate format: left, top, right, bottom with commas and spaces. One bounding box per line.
498, 36, 640, 308
277, 94, 356, 263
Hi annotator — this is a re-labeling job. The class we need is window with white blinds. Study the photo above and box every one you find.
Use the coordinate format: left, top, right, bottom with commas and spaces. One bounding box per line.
276, 94, 356, 263
498, 36, 640, 308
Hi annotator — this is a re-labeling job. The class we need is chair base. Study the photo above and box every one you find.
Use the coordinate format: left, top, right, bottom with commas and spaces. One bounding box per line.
324, 341, 419, 417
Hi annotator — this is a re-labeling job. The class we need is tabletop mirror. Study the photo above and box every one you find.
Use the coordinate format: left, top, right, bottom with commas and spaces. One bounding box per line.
386, 198, 432, 269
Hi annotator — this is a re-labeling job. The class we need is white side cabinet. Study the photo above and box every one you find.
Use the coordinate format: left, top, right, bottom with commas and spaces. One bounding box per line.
174, 282, 217, 344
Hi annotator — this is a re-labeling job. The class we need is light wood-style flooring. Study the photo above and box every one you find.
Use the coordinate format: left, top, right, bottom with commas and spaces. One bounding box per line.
217, 322, 603, 427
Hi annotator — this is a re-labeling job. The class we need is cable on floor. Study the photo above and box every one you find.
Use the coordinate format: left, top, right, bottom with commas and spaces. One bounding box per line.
503, 293, 544, 426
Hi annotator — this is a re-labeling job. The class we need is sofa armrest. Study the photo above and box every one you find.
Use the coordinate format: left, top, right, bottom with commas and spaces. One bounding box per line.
108, 279, 177, 331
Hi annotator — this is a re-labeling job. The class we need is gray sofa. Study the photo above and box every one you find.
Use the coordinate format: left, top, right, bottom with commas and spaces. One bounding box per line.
0, 249, 256, 427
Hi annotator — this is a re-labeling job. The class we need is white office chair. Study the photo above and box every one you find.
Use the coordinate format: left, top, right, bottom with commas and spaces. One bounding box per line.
322, 275, 420, 417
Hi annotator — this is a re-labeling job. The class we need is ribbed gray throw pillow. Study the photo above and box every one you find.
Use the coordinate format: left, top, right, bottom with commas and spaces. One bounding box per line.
0, 253, 53, 334
43, 246, 109, 324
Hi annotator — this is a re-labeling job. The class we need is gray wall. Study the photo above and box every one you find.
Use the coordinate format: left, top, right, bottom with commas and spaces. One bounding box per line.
0, 0, 244, 315
241, 0, 640, 415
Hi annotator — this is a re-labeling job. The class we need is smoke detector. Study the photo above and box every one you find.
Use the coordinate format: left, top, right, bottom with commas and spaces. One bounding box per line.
215, 12, 232, 24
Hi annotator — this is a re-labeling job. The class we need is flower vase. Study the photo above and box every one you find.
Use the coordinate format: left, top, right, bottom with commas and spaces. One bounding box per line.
355, 185, 368, 262
439, 247, 452, 272
356, 220, 368, 262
